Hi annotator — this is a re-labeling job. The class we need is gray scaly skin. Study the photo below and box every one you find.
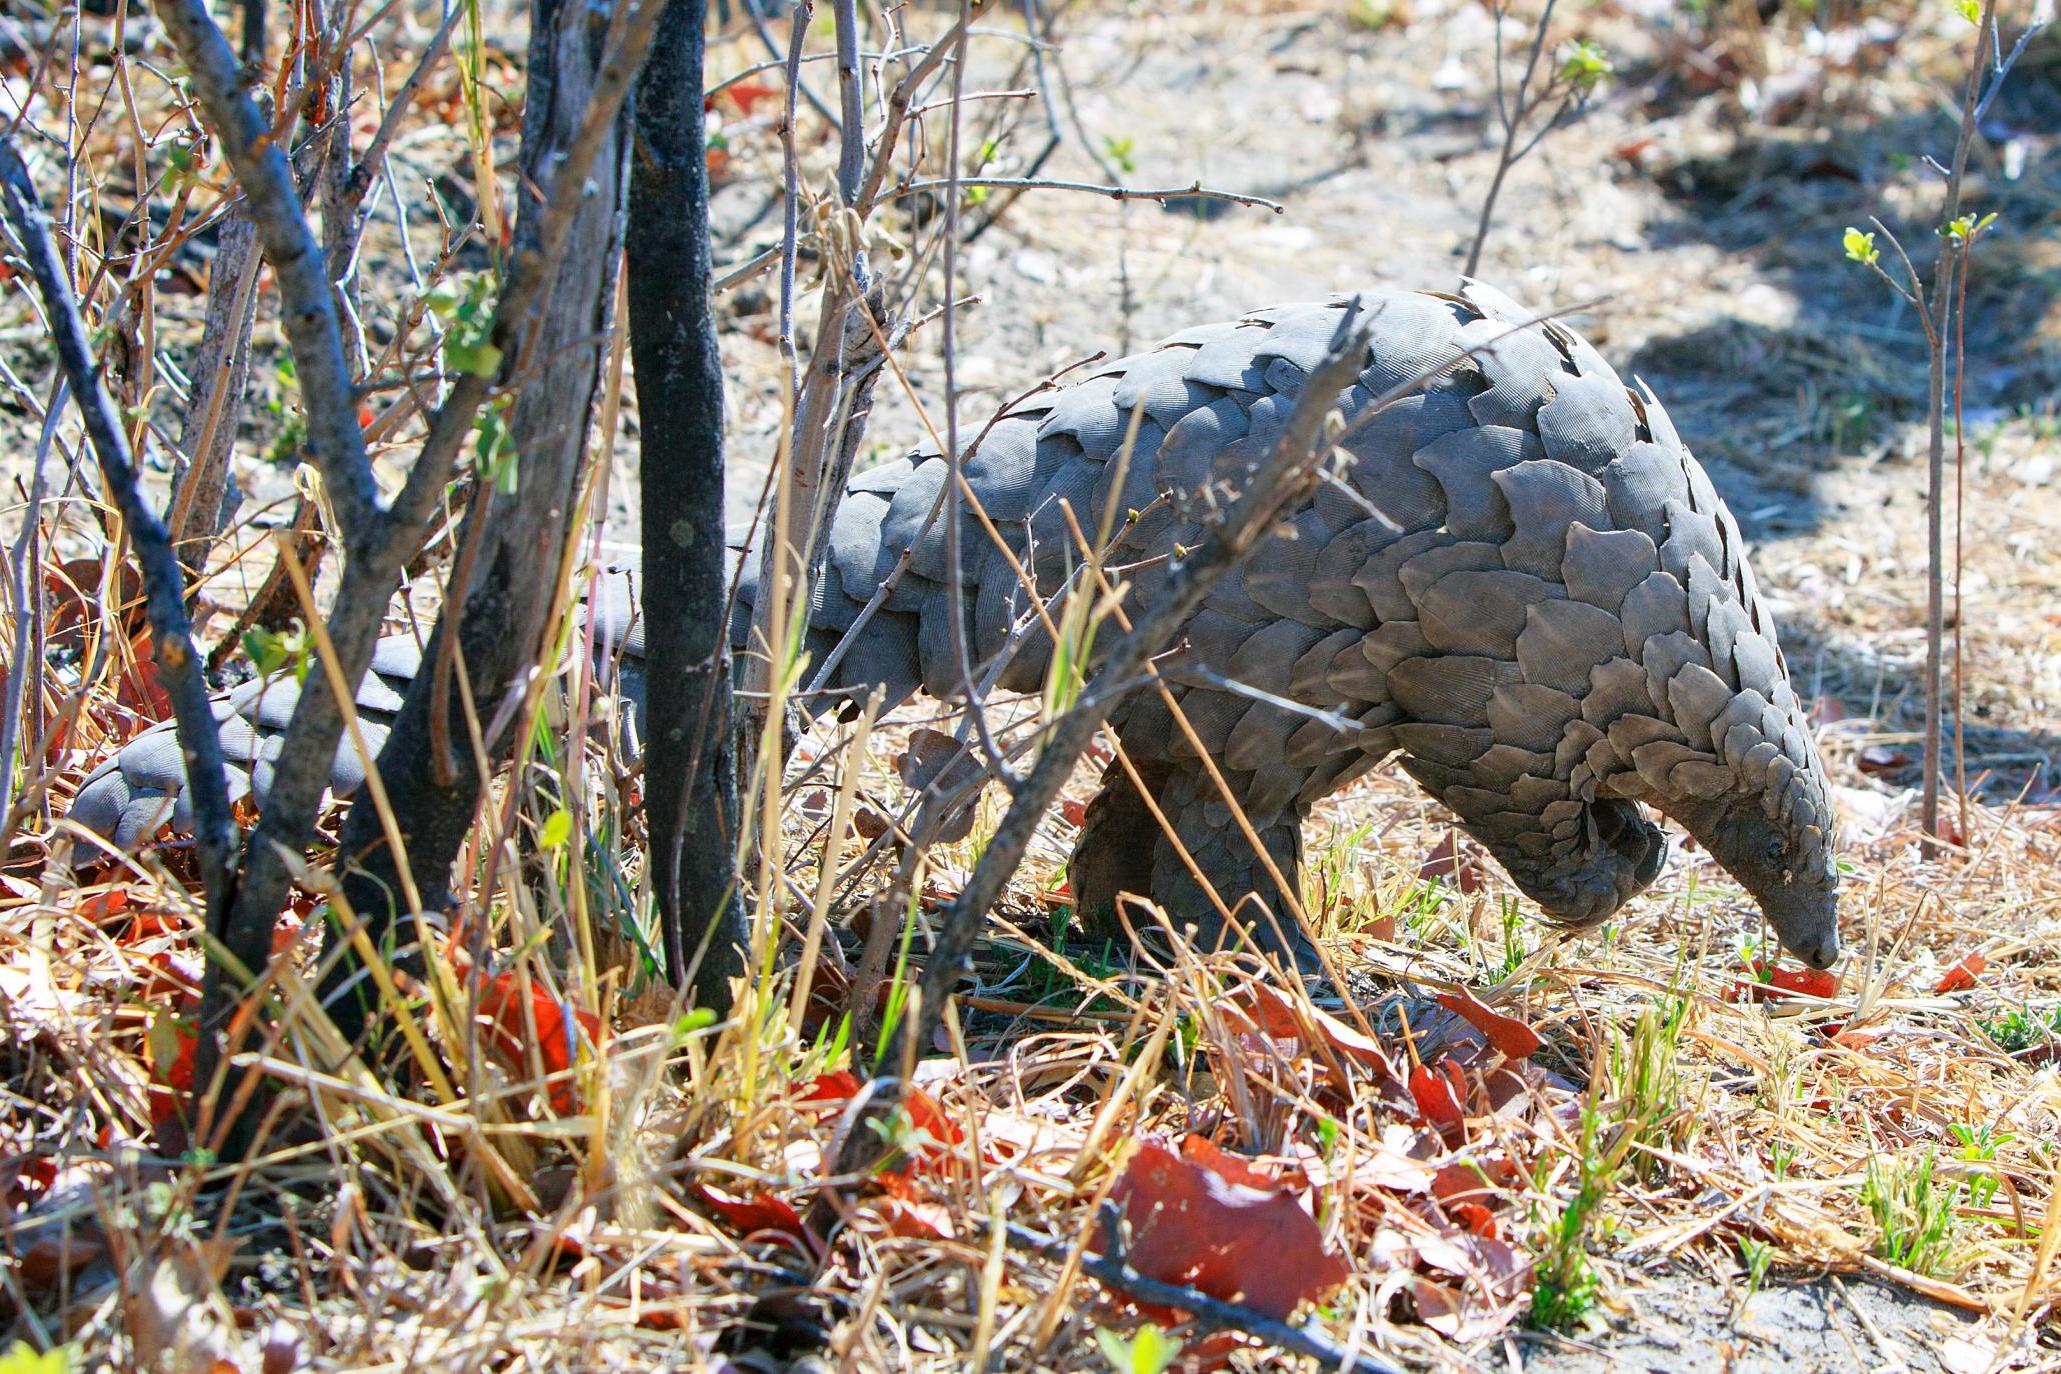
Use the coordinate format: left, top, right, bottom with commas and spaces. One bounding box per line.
69, 284, 1840, 971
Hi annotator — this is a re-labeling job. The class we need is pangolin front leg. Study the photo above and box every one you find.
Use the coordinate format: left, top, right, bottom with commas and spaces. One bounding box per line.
1072, 748, 1334, 968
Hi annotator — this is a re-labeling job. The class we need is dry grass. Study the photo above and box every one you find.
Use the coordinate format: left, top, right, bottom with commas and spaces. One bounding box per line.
1, 0, 2059, 1370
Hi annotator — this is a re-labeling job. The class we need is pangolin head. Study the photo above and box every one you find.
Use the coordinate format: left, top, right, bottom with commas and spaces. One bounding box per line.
1662, 744, 1841, 969
1409, 711, 1841, 969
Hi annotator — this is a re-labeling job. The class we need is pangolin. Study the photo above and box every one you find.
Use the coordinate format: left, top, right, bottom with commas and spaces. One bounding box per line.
69, 284, 1841, 970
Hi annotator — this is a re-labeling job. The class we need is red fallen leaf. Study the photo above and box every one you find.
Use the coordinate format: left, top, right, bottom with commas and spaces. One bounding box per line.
1431, 1156, 1520, 1208
1419, 831, 1483, 893
475, 975, 603, 1115
711, 77, 782, 117
693, 1183, 806, 1239
1229, 983, 1398, 1078
141, 949, 203, 1012
1101, 1136, 1348, 1320
147, 1015, 198, 1146
873, 1171, 956, 1240
1857, 743, 1909, 775
117, 634, 173, 722
45, 558, 145, 645
125, 908, 185, 941
901, 1085, 963, 1151
800, 1069, 862, 1104
797, 1073, 962, 1174
1450, 1200, 1498, 1239
1767, 963, 1839, 998
879, 1195, 954, 1239
1729, 959, 1840, 1003
1435, 986, 1544, 1059
1408, 1274, 1513, 1342
1180, 1135, 1300, 1193
1060, 796, 1088, 827
1409, 1060, 1466, 1135
705, 144, 731, 180
77, 887, 134, 923
1812, 694, 1848, 724
271, 909, 306, 957
0, 1154, 57, 1210
1935, 950, 1987, 994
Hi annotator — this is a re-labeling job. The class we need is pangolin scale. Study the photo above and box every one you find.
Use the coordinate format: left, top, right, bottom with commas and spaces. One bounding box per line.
69, 283, 1841, 970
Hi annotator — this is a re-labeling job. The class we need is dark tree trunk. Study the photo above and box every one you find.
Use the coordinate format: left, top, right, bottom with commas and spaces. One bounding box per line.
627, 0, 746, 1008
321, 0, 629, 1042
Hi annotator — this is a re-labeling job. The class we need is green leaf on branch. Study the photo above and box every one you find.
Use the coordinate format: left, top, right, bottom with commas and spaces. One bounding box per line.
1953, 0, 1980, 25
445, 338, 503, 378
428, 272, 503, 378
1558, 40, 1612, 92
0, 1342, 73, 1374
1094, 1325, 1181, 1374
243, 622, 310, 684
1842, 227, 1880, 266
474, 401, 519, 495
1942, 211, 1998, 245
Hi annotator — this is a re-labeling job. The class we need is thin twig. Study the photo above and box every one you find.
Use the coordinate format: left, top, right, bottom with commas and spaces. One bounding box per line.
752, 0, 842, 130
889, 175, 1282, 212
774, 0, 809, 389
830, 0, 865, 206
1463, 0, 1598, 279
343, 1, 465, 211
0, 378, 63, 856
1919, 0, 1999, 851
938, 0, 1010, 778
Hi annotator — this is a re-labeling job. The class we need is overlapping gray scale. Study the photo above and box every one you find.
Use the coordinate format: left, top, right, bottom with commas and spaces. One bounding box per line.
1535, 371, 1639, 472
1457, 317, 1567, 429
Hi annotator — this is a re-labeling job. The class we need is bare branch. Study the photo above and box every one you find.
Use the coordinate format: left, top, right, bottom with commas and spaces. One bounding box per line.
889, 175, 1283, 213
1917, 0, 1998, 851
343, 1, 466, 213
830, 0, 865, 206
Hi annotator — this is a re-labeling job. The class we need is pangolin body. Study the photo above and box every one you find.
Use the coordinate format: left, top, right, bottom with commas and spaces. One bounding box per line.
70, 284, 1841, 969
